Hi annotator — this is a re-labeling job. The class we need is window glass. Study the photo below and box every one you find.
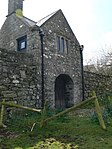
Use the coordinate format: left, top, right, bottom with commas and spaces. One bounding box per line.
57, 36, 60, 51
61, 37, 64, 53
17, 35, 27, 51
21, 41, 26, 49
65, 39, 68, 53
57, 35, 68, 53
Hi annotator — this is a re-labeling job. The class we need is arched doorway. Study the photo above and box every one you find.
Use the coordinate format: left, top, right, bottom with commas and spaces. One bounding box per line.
55, 74, 74, 108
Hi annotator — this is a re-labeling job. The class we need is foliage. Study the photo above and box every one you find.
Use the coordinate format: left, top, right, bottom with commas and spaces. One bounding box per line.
96, 51, 112, 76
42, 105, 70, 123
39, 101, 69, 127
1, 107, 112, 149
1, 95, 112, 149
24, 138, 79, 149
90, 95, 112, 125
85, 51, 112, 76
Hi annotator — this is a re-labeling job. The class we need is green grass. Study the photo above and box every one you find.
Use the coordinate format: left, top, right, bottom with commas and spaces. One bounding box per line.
0, 109, 112, 149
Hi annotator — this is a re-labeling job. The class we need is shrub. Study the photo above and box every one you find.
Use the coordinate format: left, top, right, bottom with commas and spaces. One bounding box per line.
27, 138, 79, 149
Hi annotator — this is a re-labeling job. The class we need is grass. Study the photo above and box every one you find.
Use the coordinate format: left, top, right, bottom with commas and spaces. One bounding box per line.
0, 108, 112, 149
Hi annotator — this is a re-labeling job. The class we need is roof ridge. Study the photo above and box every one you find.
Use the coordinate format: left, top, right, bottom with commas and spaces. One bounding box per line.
23, 16, 37, 23
36, 9, 60, 26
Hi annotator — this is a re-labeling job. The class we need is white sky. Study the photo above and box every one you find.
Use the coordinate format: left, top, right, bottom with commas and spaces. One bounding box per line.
0, 0, 112, 64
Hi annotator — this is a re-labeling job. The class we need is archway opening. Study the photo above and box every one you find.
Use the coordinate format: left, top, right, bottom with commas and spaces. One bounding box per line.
55, 74, 74, 108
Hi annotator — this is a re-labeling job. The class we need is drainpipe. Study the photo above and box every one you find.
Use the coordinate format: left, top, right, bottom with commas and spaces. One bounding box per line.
80, 45, 85, 101
39, 28, 45, 108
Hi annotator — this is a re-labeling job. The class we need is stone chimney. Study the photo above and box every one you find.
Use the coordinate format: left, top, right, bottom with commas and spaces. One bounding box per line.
8, 0, 24, 15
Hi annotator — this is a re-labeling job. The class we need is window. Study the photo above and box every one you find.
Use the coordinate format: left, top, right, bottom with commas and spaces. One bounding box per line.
61, 37, 64, 53
57, 36, 68, 53
65, 39, 68, 53
57, 36, 60, 52
17, 35, 27, 51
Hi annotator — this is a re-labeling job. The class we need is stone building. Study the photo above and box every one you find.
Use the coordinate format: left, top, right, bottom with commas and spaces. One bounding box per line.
0, 0, 83, 108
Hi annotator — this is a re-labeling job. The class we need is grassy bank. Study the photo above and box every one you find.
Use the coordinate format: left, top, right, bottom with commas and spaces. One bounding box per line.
0, 108, 112, 149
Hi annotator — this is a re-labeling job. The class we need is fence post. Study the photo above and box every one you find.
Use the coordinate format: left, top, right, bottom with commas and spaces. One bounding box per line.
0, 99, 5, 127
92, 91, 106, 130
40, 100, 47, 128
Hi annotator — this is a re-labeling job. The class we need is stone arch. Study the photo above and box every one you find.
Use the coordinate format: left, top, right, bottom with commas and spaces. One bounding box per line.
55, 74, 74, 108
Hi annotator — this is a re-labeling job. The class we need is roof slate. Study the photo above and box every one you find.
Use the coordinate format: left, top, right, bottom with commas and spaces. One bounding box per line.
20, 16, 37, 27
36, 10, 59, 26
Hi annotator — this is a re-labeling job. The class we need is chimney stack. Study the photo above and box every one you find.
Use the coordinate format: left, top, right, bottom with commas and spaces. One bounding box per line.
8, 0, 24, 16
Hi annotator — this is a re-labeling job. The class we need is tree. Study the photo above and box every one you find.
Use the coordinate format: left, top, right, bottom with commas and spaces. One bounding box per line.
96, 51, 112, 76
84, 50, 112, 76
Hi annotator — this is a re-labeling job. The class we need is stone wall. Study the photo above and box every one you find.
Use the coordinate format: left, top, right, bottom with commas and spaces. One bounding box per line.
84, 71, 112, 99
0, 48, 41, 107
0, 48, 111, 108
0, 46, 82, 109
0, 10, 83, 108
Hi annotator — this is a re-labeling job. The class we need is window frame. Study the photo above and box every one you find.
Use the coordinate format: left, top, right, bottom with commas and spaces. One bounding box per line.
17, 35, 27, 51
57, 35, 68, 54
61, 37, 65, 53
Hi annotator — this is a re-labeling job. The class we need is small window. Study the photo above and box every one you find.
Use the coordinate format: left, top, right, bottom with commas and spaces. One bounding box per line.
17, 35, 27, 51
65, 39, 68, 53
61, 37, 64, 53
57, 36, 60, 52
57, 35, 68, 53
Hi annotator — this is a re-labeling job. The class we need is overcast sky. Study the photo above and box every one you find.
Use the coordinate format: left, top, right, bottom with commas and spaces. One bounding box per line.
0, 0, 112, 63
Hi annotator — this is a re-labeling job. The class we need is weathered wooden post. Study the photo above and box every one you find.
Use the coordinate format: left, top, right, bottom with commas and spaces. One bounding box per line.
0, 99, 5, 127
92, 91, 106, 130
0, 102, 41, 112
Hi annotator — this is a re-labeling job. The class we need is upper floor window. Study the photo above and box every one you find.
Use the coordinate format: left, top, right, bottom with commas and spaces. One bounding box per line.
17, 35, 27, 51
57, 36, 68, 53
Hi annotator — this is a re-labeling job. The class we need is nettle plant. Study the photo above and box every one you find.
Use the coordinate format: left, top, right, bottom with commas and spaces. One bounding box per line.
15, 138, 79, 149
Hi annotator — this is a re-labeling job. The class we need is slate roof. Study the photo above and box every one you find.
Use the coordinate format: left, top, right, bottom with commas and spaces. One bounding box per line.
17, 10, 59, 27
36, 10, 59, 26
20, 16, 37, 27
